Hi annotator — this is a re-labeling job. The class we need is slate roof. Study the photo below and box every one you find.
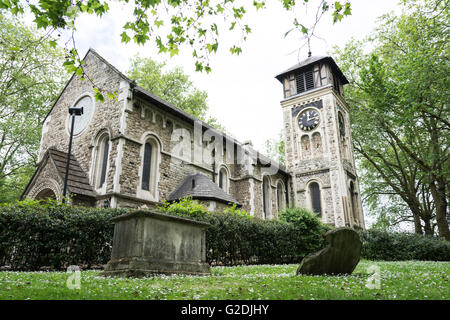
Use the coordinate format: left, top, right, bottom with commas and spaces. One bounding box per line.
47, 148, 96, 197
132, 85, 290, 176
41, 48, 291, 177
275, 55, 349, 85
22, 148, 96, 199
167, 173, 240, 206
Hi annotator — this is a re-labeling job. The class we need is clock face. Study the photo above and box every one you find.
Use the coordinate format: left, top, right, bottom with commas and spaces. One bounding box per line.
68, 96, 94, 135
298, 109, 320, 131
338, 112, 345, 137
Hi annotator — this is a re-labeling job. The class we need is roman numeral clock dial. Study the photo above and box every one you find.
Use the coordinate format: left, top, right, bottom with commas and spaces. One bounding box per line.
298, 109, 320, 131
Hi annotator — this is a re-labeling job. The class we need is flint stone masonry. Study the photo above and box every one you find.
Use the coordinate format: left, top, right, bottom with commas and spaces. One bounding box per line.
102, 210, 210, 277
296, 227, 362, 275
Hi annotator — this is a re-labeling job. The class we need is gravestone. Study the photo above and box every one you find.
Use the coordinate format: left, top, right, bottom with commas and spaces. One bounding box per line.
102, 210, 210, 277
296, 227, 362, 276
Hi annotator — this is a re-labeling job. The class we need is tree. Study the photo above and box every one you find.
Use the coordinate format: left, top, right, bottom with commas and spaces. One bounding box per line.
0, 1, 352, 99
127, 55, 224, 130
0, 13, 66, 202
334, 0, 449, 239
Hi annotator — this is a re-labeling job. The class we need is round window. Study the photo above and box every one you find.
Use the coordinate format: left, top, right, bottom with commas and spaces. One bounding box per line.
68, 95, 94, 136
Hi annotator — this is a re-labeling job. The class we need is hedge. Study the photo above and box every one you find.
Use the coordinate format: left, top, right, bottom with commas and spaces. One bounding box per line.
200, 212, 328, 265
159, 199, 330, 265
359, 230, 450, 261
0, 201, 127, 270
0, 201, 327, 270
1, 201, 449, 271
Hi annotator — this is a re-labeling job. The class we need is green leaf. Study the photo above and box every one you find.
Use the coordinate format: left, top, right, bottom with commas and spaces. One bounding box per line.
120, 32, 131, 43
230, 46, 242, 55
300, 24, 308, 34
94, 90, 105, 102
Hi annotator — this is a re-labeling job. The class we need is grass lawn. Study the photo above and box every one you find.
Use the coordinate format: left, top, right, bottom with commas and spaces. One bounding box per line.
0, 260, 448, 300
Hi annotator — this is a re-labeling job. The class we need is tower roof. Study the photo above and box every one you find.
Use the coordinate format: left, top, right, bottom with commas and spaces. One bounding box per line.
167, 173, 240, 206
275, 55, 349, 85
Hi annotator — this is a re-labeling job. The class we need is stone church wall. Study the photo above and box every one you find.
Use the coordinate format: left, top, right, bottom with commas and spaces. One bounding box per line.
38, 52, 126, 197
118, 95, 289, 217
33, 49, 290, 219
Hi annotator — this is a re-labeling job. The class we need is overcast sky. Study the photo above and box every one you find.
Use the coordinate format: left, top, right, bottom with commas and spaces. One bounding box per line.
66, 0, 402, 152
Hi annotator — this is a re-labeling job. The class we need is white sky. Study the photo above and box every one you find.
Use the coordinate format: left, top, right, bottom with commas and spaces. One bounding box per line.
67, 0, 402, 152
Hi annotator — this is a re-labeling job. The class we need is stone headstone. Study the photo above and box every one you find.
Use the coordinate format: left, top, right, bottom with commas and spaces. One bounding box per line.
296, 227, 362, 276
102, 210, 210, 277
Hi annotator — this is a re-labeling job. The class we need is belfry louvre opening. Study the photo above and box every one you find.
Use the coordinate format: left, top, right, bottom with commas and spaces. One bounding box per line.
294, 63, 330, 95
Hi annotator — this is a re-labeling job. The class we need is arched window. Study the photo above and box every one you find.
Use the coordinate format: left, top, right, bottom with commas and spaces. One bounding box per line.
142, 142, 153, 191
262, 176, 271, 219
94, 133, 110, 189
141, 137, 159, 194
312, 132, 323, 156
218, 166, 229, 192
301, 135, 311, 159
309, 182, 322, 217
349, 181, 359, 223
276, 181, 286, 211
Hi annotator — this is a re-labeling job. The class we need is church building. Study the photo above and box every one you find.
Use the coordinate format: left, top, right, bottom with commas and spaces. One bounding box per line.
22, 49, 365, 229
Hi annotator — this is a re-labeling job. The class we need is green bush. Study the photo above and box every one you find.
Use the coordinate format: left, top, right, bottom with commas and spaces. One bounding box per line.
158, 196, 209, 219
359, 230, 450, 261
200, 213, 325, 265
0, 200, 127, 270
2, 199, 448, 271
162, 200, 329, 265
222, 203, 252, 219
1, 199, 329, 269
278, 207, 332, 233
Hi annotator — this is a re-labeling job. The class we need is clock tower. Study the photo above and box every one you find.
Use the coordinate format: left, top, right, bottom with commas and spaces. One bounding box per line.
276, 56, 365, 229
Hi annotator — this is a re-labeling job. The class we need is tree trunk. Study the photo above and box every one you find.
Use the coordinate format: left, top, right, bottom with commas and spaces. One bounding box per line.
430, 179, 450, 241
423, 218, 433, 236
413, 211, 423, 235
406, 199, 424, 235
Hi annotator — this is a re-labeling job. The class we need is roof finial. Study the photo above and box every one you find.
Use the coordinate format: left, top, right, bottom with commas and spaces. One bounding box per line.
307, 37, 312, 58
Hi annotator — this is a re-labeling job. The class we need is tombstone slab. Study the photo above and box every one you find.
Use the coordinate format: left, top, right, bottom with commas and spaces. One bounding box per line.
102, 210, 210, 277
296, 227, 362, 276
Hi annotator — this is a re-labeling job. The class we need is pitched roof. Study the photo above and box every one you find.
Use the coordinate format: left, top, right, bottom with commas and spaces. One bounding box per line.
42, 48, 291, 176
133, 86, 290, 176
275, 55, 349, 85
21, 148, 96, 199
47, 148, 96, 197
167, 173, 240, 206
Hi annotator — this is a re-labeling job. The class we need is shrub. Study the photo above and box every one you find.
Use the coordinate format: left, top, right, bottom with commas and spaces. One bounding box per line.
3, 199, 447, 271
0, 199, 127, 270
359, 229, 450, 261
279, 207, 331, 233
1, 199, 327, 269
158, 196, 209, 219
200, 212, 325, 265
222, 203, 252, 219
161, 200, 329, 265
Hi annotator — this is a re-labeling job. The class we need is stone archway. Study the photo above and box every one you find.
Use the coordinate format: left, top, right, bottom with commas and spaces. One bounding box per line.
35, 188, 57, 203
27, 178, 62, 202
